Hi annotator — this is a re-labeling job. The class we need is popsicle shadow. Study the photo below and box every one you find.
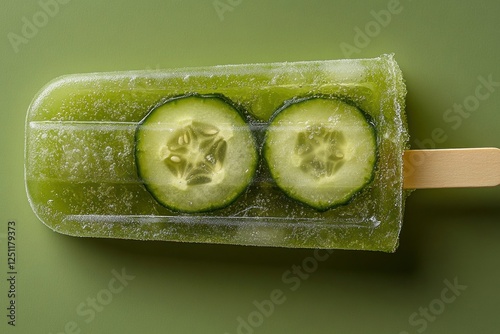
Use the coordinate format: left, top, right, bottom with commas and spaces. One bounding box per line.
67, 206, 425, 278
64, 189, 500, 279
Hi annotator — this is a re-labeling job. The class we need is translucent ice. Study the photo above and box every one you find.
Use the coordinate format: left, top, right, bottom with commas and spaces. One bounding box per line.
25, 54, 408, 252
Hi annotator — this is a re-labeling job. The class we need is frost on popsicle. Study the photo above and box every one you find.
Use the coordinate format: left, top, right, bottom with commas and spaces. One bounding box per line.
25, 54, 409, 252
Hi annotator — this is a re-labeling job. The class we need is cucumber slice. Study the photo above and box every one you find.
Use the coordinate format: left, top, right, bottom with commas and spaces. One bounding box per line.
264, 97, 376, 210
135, 95, 258, 213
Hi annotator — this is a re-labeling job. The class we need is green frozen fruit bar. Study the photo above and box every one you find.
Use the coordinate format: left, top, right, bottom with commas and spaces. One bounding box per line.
25, 54, 409, 252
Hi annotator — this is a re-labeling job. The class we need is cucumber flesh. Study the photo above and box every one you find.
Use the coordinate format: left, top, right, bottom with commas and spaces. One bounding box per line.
264, 97, 376, 210
135, 95, 258, 213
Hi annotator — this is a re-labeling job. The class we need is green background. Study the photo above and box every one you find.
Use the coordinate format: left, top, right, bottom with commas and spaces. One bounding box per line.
1, 1, 499, 333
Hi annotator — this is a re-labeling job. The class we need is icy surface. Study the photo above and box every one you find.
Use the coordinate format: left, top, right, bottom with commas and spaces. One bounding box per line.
25, 54, 409, 252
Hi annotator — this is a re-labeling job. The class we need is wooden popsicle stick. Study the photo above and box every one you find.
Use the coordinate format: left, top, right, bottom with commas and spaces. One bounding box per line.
403, 148, 500, 189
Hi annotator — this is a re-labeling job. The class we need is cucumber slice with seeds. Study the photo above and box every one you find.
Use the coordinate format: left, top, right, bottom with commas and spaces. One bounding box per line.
264, 97, 376, 210
135, 95, 258, 213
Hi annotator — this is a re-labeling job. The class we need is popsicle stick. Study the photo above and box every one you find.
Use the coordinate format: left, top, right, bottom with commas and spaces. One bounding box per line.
403, 148, 500, 189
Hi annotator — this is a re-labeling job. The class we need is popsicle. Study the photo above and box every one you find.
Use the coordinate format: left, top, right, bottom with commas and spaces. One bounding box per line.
25, 54, 409, 252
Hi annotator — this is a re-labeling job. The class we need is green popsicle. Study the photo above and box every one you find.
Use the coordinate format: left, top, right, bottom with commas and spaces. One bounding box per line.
25, 54, 409, 252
